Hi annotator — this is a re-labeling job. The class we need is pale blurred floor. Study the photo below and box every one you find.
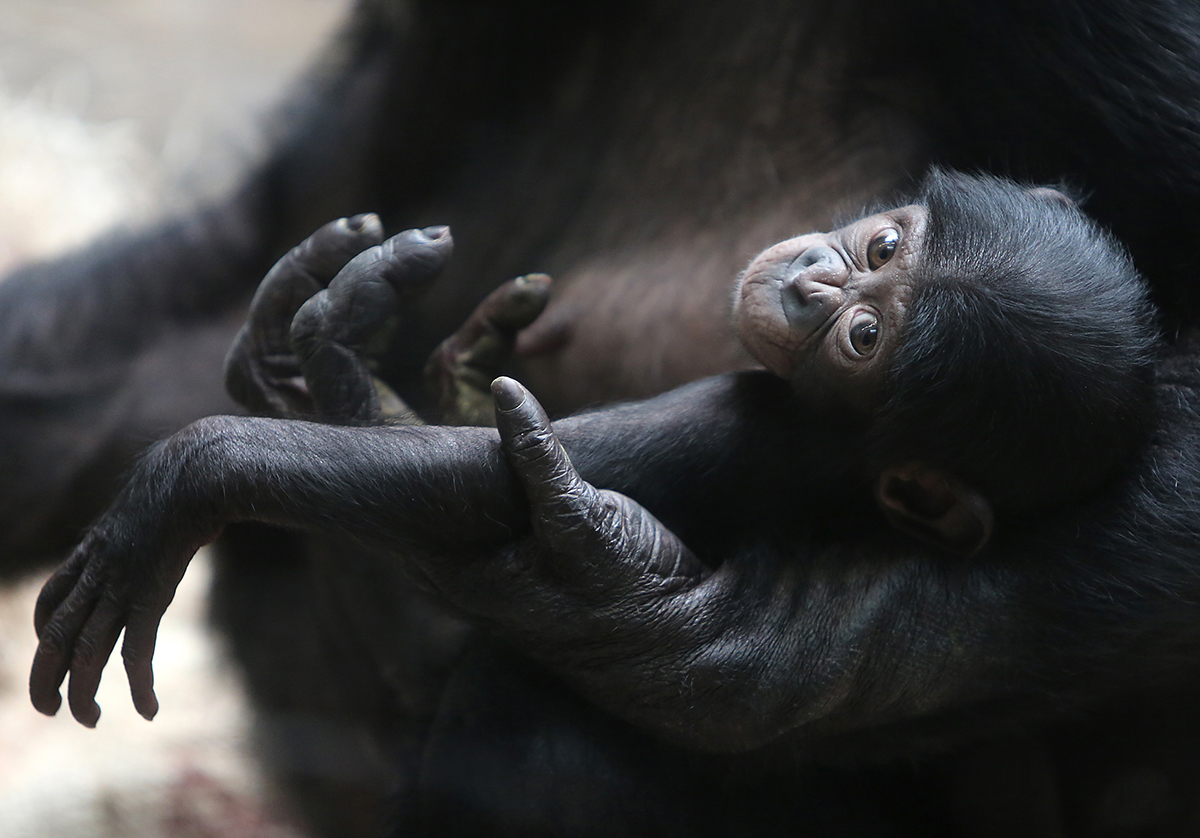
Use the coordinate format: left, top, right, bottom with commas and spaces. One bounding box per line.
0, 1, 352, 835
0, 556, 305, 838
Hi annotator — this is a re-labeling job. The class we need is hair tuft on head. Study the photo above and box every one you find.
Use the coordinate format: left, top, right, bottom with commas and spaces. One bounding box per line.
873, 169, 1157, 509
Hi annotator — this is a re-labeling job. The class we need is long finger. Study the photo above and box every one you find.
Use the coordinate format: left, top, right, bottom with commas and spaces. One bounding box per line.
292, 227, 453, 422
299, 225, 453, 348
33, 551, 87, 635
66, 598, 126, 727
248, 214, 385, 350
225, 215, 383, 415
122, 609, 165, 720
493, 378, 704, 594
30, 580, 103, 716
443, 274, 551, 361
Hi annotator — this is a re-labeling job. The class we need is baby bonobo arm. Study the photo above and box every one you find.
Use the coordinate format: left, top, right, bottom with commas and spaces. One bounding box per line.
29, 374, 769, 727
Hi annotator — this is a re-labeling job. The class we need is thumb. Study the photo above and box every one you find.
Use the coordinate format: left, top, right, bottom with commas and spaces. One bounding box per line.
492, 377, 600, 527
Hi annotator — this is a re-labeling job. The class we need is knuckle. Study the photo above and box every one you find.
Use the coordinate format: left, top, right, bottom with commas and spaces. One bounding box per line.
69, 636, 98, 667
35, 627, 66, 655
99, 588, 128, 612
34, 586, 62, 616
290, 293, 329, 344
506, 428, 558, 466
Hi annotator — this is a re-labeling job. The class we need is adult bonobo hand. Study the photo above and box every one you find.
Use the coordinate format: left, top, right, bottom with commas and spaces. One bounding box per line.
443, 377, 895, 753
224, 214, 550, 427
24, 374, 706, 731
28, 215, 551, 728
491, 376, 704, 595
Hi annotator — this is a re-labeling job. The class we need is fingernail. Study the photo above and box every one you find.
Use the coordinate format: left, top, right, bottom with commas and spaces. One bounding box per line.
346, 214, 371, 232
513, 273, 552, 295
491, 377, 526, 412
422, 225, 450, 240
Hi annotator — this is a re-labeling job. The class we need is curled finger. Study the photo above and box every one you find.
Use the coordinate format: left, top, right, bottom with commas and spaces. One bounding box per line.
33, 550, 87, 635
320, 226, 454, 325
280, 214, 385, 286
225, 215, 384, 415
426, 275, 551, 424
249, 214, 386, 344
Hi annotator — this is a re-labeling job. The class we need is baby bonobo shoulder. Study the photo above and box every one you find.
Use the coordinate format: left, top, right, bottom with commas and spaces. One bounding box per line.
733, 169, 1157, 557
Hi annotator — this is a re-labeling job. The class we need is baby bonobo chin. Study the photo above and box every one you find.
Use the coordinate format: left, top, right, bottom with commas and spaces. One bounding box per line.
733, 204, 928, 413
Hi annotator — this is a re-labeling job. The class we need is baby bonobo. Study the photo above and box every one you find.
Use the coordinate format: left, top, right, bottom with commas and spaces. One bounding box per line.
734, 169, 1155, 553
30, 170, 1156, 729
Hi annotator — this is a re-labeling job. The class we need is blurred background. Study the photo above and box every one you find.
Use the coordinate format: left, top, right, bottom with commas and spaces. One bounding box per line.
0, 2, 351, 835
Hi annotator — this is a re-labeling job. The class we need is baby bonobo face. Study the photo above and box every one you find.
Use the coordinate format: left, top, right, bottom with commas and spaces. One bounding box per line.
734, 205, 929, 411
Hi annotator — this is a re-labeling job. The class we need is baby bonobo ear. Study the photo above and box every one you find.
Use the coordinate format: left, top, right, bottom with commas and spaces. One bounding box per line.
1026, 186, 1076, 208
874, 464, 995, 558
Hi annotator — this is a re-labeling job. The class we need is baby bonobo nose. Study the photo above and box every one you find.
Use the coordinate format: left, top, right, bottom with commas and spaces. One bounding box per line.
781, 245, 842, 332
791, 245, 841, 275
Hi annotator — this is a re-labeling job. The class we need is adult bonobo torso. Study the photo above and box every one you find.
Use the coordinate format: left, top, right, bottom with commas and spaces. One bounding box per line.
14, 0, 1200, 836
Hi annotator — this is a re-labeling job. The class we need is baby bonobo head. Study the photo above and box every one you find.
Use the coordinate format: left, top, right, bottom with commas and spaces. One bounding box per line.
733, 169, 1157, 557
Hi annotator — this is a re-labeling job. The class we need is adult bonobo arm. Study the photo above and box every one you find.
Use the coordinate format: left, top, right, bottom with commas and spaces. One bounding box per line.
416, 380, 1024, 753
417, 379, 1200, 756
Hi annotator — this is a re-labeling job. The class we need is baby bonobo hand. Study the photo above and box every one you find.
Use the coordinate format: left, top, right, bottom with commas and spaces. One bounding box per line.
29, 438, 219, 727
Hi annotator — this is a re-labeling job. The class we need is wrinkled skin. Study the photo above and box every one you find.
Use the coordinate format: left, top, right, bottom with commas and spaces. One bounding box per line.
18, 0, 1200, 834
29, 222, 1200, 838
29, 308, 1200, 754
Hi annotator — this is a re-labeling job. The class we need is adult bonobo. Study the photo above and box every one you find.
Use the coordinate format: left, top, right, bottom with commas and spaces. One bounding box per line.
11, 0, 1200, 835
32, 173, 1168, 836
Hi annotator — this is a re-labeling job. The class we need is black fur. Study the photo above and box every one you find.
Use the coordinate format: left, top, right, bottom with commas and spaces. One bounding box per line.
12, 0, 1200, 835
877, 170, 1157, 508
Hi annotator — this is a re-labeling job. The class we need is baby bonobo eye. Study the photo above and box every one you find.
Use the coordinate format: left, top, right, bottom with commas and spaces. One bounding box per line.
848, 312, 880, 356
867, 228, 900, 270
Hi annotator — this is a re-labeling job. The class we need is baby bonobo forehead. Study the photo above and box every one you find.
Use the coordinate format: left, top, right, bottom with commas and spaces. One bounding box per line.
733, 205, 929, 412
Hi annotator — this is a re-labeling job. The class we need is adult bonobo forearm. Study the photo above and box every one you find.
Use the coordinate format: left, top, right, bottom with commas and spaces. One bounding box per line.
421, 380, 1019, 754
419, 379, 1200, 757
